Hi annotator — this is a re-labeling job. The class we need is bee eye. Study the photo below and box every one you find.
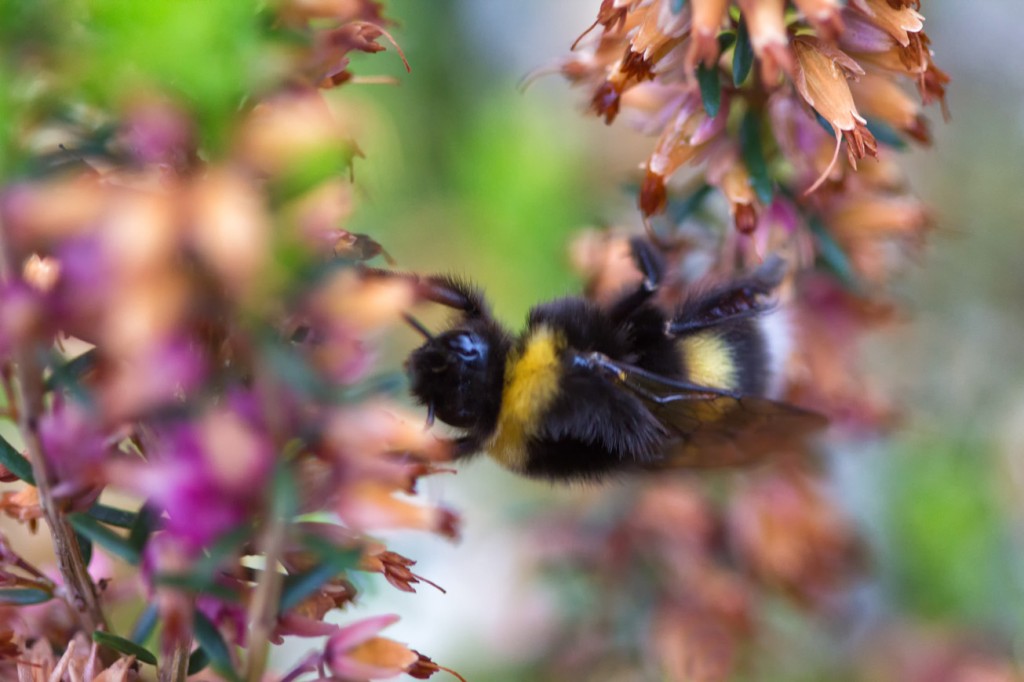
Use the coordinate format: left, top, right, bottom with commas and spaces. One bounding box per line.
447, 332, 484, 361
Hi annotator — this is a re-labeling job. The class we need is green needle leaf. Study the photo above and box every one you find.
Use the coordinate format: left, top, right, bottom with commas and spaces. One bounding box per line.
279, 548, 360, 613
194, 611, 239, 682
810, 217, 860, 290
740, 109, 774, 204
696, 64, 721, 118
0, 435, 34, 484
69, 513, 141, 565
0, 588, 52, 605
733, 19, 754, 86
129, 503, 158, 551
187, 647, 211, 676
130, 604, 159, 645
87, 503, 138, 529
92, 631, 158, 666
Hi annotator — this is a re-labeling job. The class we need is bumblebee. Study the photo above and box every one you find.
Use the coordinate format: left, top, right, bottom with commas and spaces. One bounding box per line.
388, 239, 824, 482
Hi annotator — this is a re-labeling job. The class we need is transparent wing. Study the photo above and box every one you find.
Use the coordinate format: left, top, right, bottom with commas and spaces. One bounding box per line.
573, 352, 827, 469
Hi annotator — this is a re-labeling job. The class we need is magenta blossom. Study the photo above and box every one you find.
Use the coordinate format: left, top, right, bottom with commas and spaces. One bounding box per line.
115, 397, 273, 553
38, 398, 110, 507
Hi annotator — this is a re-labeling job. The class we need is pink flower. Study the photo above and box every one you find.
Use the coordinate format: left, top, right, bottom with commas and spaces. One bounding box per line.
324, 614, 419, 680
38, 398, 110, 507
113, 394, 273, 552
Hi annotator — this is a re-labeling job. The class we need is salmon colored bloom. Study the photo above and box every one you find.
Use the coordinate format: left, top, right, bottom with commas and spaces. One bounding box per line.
737, 0, 793, 83
324, 614, 419, 680
850, 72, 930, 143
793, 36, 878, 193
686, 0, 729, 71
793, 0, 844, 40
728, 471, 862, 603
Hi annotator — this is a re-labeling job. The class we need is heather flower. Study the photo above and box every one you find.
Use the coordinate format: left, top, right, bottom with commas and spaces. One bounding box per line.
186, 168, 271, 301
360, 546, 446, 594
237, 90, 355, 179
118, 97, 195, 170
324, 614, 422, 680
38, 398, 109, 508
304, 270, 414, 382
0, 1, 456, 679
687, 0, 729, 71
557, 0, 947, 257
0, 281, 48, 360
0, 486, 44, 529
112, 400, 273, 553
737, 0, 793, 83
98, 335, 208, 419
792, 36, 877, 193
727, 470, 862, 604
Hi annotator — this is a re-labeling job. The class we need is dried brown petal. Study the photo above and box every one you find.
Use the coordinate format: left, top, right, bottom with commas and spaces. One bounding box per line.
792, 37, 877, 193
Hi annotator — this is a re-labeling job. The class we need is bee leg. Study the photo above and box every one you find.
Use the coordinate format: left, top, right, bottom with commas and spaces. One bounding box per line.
668, 255, 787, 335
607, 237, 666, 323
360, 267, 488, 317
435, 434, 485, 460
413, 276, 487, 317
574, 351, 732, 402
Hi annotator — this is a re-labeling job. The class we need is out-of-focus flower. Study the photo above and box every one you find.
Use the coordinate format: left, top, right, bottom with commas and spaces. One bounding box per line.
304, 270, 414, 382
337, 481, 460, 540
570, 228, 644, 306
237, 90, 355, 179
21, 254, 60, 292
0, 1, 454, 679
325, 401, 458, 537
187, 168, 271, 301
727, 470, 862, 604
858, 624, 1023, 682
111, 397, 272, 553
324, 614, 421, 680
0, 487, 44, 529
38, 398, 109, 509
737, 0, 793, 83
118, 97, 195, 170
788, 273, 898, 427
15, 634, 134, 682
651, 602, 735, 682
360, 545, 445, 594
0, 281, 48, 359
99, 335, 209, 420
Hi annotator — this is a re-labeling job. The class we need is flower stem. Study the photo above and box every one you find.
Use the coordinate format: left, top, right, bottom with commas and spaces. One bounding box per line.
159, 635, 192, 682
243, 514, 286, 682
0, 228, 108, 634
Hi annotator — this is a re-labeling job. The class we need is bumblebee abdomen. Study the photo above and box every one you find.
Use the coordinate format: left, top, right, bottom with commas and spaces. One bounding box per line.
677, 314, 782, 396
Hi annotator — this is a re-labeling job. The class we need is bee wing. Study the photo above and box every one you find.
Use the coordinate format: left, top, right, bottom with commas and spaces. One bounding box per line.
576, 353, 827, 468
645, 393, 827, 468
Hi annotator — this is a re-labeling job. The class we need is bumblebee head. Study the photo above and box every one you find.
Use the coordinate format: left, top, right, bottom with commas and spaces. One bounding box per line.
405, 317, 508, 432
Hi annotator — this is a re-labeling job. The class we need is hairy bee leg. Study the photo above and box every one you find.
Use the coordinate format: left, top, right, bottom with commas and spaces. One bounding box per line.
360, 267, 487, 317
607, 237, 666, 323
572, 351, 732, 402
434, 434, 485, 460
667, 255, 788, 336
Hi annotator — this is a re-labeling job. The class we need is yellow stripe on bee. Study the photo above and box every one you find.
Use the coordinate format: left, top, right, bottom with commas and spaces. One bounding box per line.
680, 330, 738, 391
487, 326, 564, 472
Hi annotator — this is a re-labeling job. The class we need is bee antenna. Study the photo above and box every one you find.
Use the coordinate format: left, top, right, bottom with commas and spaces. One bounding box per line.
403, 313, 434, 340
